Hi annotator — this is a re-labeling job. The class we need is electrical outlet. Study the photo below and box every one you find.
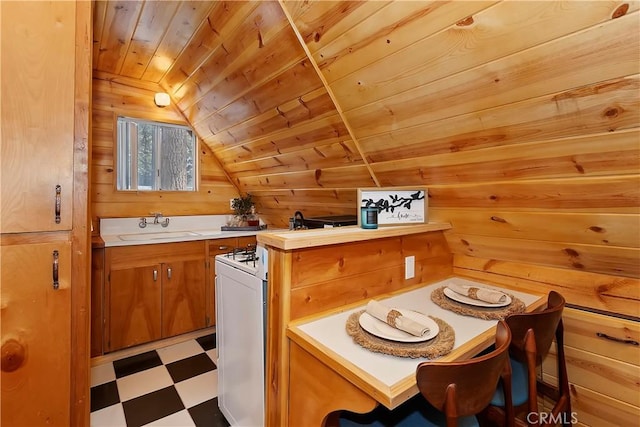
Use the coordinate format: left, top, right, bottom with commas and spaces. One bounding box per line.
229, 198, 234, 210
405, 255, 415, 280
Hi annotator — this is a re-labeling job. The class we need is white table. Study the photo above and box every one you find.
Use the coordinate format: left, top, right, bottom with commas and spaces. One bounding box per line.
286, 277, 545, 426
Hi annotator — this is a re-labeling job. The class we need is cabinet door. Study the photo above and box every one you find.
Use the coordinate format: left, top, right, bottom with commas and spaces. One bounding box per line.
108, 265, 162, 352
0, 1, 75, 233
1, 241, 71, 426
163, 259, 206, 337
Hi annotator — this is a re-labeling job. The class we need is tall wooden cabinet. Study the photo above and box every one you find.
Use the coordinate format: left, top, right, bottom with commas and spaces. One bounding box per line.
0, 2, 91, 426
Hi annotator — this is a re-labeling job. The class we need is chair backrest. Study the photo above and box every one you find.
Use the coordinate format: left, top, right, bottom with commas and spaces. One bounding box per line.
505, 291, 565, 365
415, 320, 513, 426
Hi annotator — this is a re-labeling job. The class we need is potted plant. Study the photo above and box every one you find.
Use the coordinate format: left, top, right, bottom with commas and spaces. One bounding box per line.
231, 194, 258, 226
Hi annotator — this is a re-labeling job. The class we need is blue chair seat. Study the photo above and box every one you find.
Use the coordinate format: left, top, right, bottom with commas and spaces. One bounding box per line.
490, 357, 529, 407
339, 394, 479, 427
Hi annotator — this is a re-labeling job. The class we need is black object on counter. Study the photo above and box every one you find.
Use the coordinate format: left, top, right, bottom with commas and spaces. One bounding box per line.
303, 215, 358, 229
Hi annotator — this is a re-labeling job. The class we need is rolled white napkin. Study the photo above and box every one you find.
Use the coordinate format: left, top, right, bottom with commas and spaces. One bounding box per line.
447, 282, 507, 304
365, 300, 430, 337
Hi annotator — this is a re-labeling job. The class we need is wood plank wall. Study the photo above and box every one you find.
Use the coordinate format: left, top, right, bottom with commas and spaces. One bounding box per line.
90, 1, 640, 295
90, 76, 240, 233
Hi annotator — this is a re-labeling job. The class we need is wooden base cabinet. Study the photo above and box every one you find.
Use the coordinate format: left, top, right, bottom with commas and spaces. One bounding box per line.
105, 241, 206, 352
541, 308, 640, 426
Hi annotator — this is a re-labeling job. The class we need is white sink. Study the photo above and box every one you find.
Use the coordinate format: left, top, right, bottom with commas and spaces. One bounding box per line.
193, 230, 224, 236
118, 231, 200, 241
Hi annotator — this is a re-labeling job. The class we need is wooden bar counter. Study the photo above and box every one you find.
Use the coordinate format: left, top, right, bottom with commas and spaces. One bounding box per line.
258, 223, 544, 427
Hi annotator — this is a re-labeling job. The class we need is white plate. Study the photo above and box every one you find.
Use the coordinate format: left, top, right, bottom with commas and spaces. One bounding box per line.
358, 310, 439, 343
443, 287, 511, 308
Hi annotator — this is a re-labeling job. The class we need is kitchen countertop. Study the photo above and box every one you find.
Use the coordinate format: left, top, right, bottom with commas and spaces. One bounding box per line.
257, 222, 451, 250
98, 215, 278, 247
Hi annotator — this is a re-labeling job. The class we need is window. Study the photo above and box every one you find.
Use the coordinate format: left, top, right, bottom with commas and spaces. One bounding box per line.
116, 116, 197, 191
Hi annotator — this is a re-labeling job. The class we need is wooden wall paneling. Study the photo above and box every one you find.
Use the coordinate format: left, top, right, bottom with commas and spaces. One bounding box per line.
91, 78, 239, 221
371, 130, 640, 186
447, 233, 640, 278
430, 208, 640, 248
291, 238, 404, 287
288, 232, 452, 319
141, 1, 216, 83
560, 308, 640, 364
288, 256, 452, 321
118, 1, 180, 79
301, 1, 498, 85
94, 0, 143, 74
93, 69, 171, 92
175, 22, 304, 113
253, 189, 358, 211
283, 0, 389, 49
227, 140, 364, 176
427, 175, 640, 210
453, 255, 640, 317
359, 75, 639, 163
552, 383, 639, 427
251, 189, 358, 228
545, 345, 639, 407
345, 11, 640, 136
191, 59, 325, 138
210, 88, 335, 150
236, 164, 376, 192
92, 0, 107, 70
328, 1, 637, 110
539, 308, 640, 425
161, 1, 258, 95
71, 1, 93, 422
92, 81, 184, 122
173, 4, 297, 116
213, 113, 351, 162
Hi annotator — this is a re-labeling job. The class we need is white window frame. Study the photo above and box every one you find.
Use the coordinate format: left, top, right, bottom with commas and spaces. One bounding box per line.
116, 116, 197, 191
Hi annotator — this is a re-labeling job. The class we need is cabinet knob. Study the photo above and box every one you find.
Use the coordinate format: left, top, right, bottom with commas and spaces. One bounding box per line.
153, 269, 158, 281
167, 267, 172, 279
1, 339, 26, 372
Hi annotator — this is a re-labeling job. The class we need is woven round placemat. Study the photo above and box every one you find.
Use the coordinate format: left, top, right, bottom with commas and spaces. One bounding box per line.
345, 311, 455, 359
430, 286, 525, 320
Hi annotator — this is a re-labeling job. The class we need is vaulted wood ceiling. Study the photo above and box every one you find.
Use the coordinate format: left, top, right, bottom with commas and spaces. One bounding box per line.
92, 1, 640, 280
92, 0, 638, 193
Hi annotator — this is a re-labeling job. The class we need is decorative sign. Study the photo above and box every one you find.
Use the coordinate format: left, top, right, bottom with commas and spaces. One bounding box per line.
357, 187, 428, 225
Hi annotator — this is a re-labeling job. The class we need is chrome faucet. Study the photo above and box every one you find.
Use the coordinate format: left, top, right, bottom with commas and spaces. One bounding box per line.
151, 212, 170, 227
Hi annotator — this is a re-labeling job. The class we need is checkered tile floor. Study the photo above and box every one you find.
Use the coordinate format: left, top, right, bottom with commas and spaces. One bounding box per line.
90, 334, 230, 427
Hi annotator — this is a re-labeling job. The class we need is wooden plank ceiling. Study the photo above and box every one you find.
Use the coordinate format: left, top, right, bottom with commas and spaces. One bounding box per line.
92, 0, 640, 280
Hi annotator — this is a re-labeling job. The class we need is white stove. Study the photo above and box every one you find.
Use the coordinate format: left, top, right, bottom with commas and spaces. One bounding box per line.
214, 243, 268, 426
215, 244, 268, 279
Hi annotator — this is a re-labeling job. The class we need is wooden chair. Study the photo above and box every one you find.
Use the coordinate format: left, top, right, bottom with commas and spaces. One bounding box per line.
339, 320, 515, 427
487, 291, 571, 427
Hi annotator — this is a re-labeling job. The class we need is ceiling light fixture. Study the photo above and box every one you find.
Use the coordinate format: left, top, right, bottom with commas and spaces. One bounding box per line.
154, 92, 170, 108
